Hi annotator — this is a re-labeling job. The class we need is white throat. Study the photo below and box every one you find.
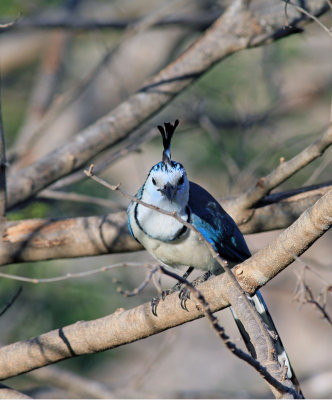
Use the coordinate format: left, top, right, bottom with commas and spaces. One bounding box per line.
136, 191, 188, 241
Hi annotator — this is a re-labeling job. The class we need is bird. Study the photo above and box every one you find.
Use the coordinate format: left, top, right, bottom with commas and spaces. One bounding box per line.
127, 120, 302, 397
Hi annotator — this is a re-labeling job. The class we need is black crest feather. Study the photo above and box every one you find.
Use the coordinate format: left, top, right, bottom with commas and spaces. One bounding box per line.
157, 119, 179, 165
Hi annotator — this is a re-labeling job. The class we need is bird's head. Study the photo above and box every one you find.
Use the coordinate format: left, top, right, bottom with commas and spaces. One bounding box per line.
144, 121, 189, 207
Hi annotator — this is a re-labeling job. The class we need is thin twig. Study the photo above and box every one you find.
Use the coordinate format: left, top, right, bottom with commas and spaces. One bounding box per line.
0, 73, 7, 217
0, 262, 152, 284
0, 286, 23, 317
282, 0, 332, 38
112, 265, 158, 297
293, 261, 332, 325
0, 14, 20, 30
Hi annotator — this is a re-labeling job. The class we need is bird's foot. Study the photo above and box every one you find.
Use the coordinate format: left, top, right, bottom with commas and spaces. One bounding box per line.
150, 267, 194, 316
151, 269, 213, 315
178, 270, 213, 311
151, 296, 160, 316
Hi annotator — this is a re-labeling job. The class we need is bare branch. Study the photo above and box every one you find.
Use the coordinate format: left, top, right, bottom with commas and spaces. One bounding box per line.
5, 0, 329, 210
159, 266, 297, 398
8, 0, 189, 167
0, 186, 330, 381
0, 286, 22, 317
0, 262, 151, 284
0, 11, 222, 32
283, 0, 332, 38
232, 123, 332, 211
0, 213, 141, 266
235, 182, 332, 233
293, 263, 332, 325
1, 182, 331, 266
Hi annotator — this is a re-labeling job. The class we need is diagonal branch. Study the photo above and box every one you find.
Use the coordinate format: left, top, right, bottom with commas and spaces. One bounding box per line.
0, 185, 330, 381
231, 123, 332, 212
160, 266, 298, 398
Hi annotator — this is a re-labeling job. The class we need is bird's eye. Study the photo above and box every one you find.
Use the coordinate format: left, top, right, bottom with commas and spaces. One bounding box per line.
152, 178, 157, 186
178, 176, 184, 185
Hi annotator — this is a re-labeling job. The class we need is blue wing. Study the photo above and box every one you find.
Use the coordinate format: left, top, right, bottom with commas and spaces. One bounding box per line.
188, 182, 251, 262
189, 183, 303, 395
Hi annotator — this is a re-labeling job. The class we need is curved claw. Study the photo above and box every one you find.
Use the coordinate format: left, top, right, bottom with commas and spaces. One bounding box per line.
161, 289, 170, 301
179, 287, 190, 311
151, 296, 160, 316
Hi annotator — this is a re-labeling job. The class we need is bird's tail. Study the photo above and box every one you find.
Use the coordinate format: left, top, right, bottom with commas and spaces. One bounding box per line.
230, 290, 304, 398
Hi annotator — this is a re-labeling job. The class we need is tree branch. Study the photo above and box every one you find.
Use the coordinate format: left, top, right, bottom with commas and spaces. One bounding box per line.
0, 187, 330, 380
1, 181, 331, 266
231, 123, 332, 212
0, 213, 141, 266
0, 11, 222, 32
5, 0, 329, 210
159, 266, 297, 398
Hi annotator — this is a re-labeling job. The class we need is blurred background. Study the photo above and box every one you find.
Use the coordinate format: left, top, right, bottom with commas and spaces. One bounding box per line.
0, 0, 332, 398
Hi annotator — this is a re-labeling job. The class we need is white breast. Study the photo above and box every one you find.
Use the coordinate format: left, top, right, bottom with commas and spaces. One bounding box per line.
128, 203, 218, 271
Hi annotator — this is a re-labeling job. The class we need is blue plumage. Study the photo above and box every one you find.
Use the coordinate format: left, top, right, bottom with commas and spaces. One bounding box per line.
127, 121, 302, 396
188, 181, 251, 262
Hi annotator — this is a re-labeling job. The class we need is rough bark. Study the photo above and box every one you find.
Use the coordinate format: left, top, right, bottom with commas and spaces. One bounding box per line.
1, 182, 330, 266
0, 188, 330, 380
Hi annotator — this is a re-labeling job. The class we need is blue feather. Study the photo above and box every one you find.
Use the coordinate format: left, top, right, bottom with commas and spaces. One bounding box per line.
189, 182, 251, 262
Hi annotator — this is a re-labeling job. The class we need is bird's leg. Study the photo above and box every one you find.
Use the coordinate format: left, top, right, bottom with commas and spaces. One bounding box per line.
179, 270, 212, 310
161, 266, 194, 299
151, 266, 194, 316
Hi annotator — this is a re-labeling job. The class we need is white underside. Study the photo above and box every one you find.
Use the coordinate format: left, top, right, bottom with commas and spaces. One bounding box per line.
129, 204, 220, 271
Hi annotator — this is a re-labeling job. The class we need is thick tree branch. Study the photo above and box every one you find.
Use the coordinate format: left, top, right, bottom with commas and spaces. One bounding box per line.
1, 182, 331, 266
160, 266, 297, 398
5, 0, 329, 210
0, 213, 141, 266
0, 188, 331, 380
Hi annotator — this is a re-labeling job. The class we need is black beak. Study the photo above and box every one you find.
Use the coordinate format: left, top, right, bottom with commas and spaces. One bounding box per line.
159, 183, 177, 201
